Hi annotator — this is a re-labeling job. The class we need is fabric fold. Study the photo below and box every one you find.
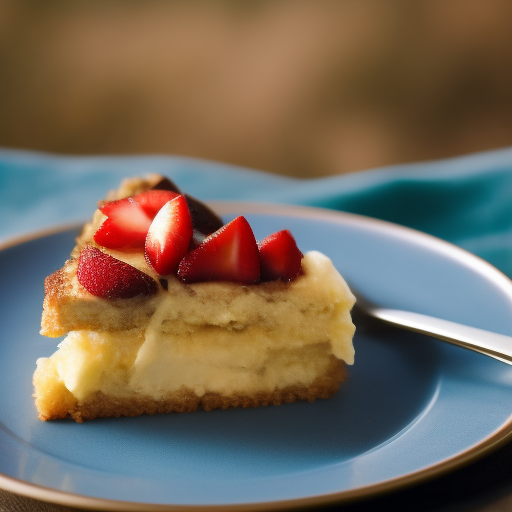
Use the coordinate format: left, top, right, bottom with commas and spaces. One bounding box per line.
2, 146, 512, 276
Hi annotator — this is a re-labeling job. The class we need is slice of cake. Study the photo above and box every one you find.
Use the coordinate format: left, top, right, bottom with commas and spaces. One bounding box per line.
34, 174, 355, 422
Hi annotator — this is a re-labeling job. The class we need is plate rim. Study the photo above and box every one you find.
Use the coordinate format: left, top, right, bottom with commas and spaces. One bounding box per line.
2, 201, 512, 511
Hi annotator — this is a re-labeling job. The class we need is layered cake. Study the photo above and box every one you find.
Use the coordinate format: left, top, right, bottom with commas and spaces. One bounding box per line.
34, 175, 355, 422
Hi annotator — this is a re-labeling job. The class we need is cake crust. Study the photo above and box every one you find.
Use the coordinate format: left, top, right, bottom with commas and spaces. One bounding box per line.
41, 264, 161, 337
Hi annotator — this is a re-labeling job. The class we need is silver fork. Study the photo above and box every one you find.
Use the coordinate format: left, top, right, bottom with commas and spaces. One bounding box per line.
351, 286, 512, 365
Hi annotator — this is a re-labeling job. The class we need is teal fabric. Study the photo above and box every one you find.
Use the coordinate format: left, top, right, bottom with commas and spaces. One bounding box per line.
2, 146, 512, 277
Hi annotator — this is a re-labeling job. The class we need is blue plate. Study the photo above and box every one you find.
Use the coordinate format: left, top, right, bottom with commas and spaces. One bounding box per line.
2, 203, 512, 510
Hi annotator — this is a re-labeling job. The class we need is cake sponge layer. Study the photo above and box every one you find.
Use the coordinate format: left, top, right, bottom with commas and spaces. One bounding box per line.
34, 252, 355, 421
41, 251, 355, 366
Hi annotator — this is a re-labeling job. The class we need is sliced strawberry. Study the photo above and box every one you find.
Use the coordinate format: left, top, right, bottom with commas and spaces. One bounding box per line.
178, 216, 260, 284
133, 190, 180, 218
94, 180, 223, 253
94, 197, 152, 249
145, 195, 193, 275
77, 245, 158, 299
94, 190, 178, 250
258, 230, 303, 282
150, 178, 223, 236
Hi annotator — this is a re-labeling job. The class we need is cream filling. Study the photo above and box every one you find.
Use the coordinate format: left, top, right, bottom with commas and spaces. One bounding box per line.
46, 251, 355, 402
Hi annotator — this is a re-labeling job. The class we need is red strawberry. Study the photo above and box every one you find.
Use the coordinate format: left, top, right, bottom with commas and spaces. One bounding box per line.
77, 245, 158, 299
94, 190, 179, 250
145, 195, 193, 275
94, 197, 152, 249
150, 178, 223, 236
178, 216, 260, 284
258, 230, 303, 282
133, 190, 179, 218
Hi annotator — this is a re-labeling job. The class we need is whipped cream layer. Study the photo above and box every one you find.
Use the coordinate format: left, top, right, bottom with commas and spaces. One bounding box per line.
42, 251, 355, 402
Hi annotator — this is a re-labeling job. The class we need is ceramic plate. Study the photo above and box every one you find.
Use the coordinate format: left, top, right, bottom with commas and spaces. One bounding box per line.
2, 203, 512, 511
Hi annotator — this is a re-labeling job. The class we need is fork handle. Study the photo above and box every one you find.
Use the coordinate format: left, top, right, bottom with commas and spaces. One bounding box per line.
370, 307, 512, 365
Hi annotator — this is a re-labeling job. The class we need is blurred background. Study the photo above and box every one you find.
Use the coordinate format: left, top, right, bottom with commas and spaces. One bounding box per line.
1, 0, 512, 178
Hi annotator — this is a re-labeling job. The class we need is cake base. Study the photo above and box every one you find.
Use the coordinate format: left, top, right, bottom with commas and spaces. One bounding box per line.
33, 356, 346, 422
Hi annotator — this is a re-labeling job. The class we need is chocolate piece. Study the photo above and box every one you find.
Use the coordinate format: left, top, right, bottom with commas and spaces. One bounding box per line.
185, 194, 223, 236
151, 177, 181, 193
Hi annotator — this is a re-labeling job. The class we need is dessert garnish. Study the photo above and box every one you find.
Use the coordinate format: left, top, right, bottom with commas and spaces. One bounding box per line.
88, 182, 305, 290
177, 216, 261, 285
258, 230, 303, 282
77, 246, 158, 299
145, 195, 193, 276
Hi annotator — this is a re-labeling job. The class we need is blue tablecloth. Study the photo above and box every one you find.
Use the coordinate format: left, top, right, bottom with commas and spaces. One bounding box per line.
2, 146, 512, 279
2, 146, 512, 512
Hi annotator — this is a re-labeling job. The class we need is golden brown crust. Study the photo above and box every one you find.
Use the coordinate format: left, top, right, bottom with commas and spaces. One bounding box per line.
40, 268, 70, 336
33, 358, 78, 421
40, 266, 161, 337
34, 357, 346, 423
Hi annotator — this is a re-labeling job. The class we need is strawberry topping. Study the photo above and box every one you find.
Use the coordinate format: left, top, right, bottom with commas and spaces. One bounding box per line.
150, 178, 223, 236
259, 230, 303, 282
89, 179, 304, 295
178, 216, 260, 284
93, 197, 152, 249
94, 189, 222, 251
94, 191, 179, 250
145, 195, 193, 275
77, 246, 158, 299
133, 190, 180, 218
